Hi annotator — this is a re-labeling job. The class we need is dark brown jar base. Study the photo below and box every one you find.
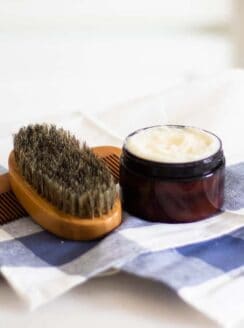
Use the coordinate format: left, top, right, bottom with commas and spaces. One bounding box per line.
120, 164, 225, 223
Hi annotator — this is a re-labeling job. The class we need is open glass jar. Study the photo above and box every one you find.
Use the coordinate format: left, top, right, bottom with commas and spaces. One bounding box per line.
119, 125, 225, 223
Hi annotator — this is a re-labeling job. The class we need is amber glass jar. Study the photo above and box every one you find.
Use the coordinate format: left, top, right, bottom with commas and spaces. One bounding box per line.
119, 125, 225, 223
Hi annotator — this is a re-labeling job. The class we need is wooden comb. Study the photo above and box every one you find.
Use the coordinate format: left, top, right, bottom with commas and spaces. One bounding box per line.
0, 173, 28, 225
0, 146, 121, 232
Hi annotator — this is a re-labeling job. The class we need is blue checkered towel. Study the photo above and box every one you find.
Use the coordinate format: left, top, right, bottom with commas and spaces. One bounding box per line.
1, 161, 244, 327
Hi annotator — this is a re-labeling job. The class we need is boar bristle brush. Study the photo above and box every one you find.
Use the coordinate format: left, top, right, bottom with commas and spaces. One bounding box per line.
8, 124, 121, 240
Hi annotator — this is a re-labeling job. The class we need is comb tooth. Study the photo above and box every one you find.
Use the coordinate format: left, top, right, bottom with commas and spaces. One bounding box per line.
105, 155, 118, 164
4, 192, 27, 215
102, 165, 119, 181
106, 167, 119, 179
0, 191, 27, 225
99, 153, 119, 160
101, 154, 120, 182
0, 201, 21, 221
0, 210, 17, 225
106, 161, 119, 172
0, 195, 19, 217
106, 154, 119, 164
108, 155, 120, 165
0, 207, 9, 220
108, 164, 120, 174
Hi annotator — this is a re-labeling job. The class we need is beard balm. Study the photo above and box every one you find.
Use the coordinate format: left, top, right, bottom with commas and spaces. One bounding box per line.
119, 125, 225, 223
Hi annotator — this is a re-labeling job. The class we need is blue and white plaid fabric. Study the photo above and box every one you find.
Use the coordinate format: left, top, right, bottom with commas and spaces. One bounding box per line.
1, 161, 244, 326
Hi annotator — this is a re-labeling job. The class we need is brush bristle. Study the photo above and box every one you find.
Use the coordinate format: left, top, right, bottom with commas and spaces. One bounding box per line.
13, 124, 116, 218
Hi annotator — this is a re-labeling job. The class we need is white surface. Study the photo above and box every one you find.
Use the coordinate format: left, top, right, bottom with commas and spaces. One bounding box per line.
0, 0, 230, 24
0, 274, 217, 328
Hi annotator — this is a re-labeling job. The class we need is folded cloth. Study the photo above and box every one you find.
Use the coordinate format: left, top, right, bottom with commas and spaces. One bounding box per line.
1, 70, 244, 327
123, 225, 244, 327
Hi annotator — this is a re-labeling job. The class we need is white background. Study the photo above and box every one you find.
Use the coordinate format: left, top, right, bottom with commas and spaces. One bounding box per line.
0, 0, 232, 122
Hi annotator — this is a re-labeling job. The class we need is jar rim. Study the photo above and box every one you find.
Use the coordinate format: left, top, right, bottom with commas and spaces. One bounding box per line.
122, 125, 225, 179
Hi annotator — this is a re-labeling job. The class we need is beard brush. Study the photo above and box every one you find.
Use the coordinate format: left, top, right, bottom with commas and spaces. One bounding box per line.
8, 124, 122, 240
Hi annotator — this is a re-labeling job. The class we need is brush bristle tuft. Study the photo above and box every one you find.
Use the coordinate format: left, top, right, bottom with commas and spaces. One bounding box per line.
13, 124, 116, 218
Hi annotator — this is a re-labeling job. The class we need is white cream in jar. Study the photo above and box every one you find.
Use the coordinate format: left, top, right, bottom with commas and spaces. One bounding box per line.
125, 125, 220, 163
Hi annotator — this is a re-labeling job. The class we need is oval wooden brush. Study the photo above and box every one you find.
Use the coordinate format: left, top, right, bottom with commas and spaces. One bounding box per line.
8, 124, 122, 241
